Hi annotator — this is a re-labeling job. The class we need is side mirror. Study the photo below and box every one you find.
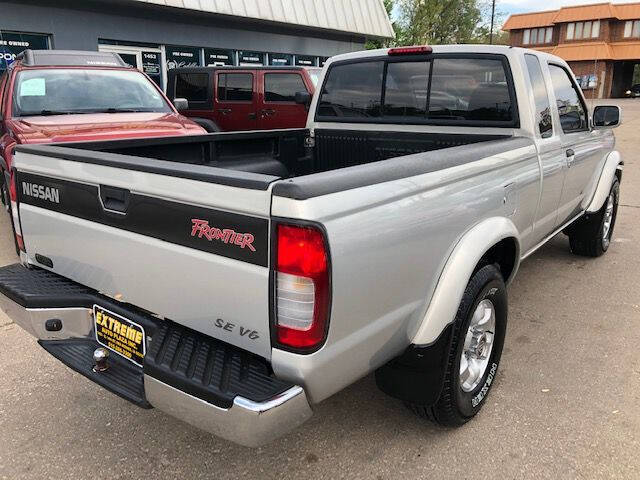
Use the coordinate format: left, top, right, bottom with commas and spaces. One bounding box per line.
294, 91, 311, 107
173, 98, 189, 111
593, 105, 621, 129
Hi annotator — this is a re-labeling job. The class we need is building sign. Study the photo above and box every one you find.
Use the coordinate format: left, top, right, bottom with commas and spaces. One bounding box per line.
0, 31, 50, 71
295, 55, 317, 67
204, 48, 234, 66
166, 45, 201, 69
269, 53, 292, 66
238, 50, 264, 66
142, 51, 162, 86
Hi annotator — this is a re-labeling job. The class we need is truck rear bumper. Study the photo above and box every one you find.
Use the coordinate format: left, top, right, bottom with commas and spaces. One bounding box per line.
145, 377, 311, 447
0, 264, 312, 447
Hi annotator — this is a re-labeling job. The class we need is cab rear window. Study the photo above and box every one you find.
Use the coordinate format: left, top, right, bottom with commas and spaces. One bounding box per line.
316, 55, 517, 127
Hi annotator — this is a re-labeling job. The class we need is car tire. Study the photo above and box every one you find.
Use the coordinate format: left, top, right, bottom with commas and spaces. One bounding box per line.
1, 168, 10, 211
407, 264, 507, 426
1, 169, 20, 255
568, 178, 619, 257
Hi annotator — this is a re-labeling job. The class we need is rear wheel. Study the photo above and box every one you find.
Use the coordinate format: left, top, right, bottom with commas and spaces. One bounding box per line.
407, 264, 507, 426
568, 178, 619, 257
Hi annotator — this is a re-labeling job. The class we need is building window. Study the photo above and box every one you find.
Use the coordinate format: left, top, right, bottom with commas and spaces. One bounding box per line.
624, 20, 640, 38
566, 20, 600, 40
523, 27, 553, 45
0, 31, 51, 73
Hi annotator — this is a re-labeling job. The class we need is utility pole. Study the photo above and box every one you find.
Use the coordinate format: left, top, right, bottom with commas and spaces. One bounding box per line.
490, 0, 496, 44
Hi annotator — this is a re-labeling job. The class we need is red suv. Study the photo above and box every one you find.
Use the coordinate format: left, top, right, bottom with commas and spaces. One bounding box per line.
167, 66, 320, 132
0, 49, 205, 251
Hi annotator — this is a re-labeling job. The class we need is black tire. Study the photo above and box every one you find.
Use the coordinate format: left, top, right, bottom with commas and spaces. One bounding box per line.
1, 169, 20, 255
568, 178, 619, 257
1, 170, 8, 209
193, 118, 220, 133
407, 264, 507, 426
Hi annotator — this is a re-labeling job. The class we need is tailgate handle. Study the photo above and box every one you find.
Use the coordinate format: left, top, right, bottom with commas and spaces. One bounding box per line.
99, 185, 130, 214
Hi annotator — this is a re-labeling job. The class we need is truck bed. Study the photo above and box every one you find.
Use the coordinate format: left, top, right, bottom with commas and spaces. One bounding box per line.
18, 129, 511, 185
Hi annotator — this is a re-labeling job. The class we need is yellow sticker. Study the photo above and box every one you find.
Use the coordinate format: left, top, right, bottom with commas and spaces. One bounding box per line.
94, 305, 145, 367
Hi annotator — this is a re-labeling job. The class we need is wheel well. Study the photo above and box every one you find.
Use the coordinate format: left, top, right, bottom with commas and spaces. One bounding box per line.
477, 237, 518, 282
615, 167, 622, 183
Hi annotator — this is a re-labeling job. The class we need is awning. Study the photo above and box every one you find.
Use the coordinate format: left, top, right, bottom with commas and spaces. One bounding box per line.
610, 41, 640, 60
549, 42, 614, 61
503, 10, 558, 30
131, 0, 395, 39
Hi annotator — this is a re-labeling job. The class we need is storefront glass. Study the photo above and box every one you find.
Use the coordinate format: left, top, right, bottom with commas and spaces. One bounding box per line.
0, 31, 50, 72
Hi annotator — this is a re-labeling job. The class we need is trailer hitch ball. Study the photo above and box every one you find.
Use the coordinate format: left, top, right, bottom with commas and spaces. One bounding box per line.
93, 347, 110, 372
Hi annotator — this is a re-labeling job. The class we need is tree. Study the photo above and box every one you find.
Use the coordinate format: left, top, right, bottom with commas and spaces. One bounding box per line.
472, 0, 509, 44
396, 0, 481, 45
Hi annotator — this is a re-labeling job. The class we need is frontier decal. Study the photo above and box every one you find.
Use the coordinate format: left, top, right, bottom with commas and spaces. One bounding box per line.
190, 219, 256, 252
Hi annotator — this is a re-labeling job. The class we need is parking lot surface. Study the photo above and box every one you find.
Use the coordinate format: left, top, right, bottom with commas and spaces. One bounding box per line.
1, 99, 639, 480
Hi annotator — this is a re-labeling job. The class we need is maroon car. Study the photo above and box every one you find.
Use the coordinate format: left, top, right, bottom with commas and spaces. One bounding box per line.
167, 66, 320, 132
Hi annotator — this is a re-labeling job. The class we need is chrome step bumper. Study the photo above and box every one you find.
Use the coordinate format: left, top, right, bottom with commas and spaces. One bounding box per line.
0, 264, 312, 447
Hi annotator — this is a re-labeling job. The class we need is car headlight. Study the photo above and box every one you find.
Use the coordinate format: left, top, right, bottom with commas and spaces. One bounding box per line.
626, 90, 632, 95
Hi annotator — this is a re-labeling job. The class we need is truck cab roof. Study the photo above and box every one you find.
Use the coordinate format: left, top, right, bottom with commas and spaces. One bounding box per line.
15, 49, 129, 69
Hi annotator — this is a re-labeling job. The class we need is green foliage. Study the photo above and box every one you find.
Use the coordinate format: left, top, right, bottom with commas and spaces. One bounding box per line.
398, 0, 482, 45
366, 0, 507, 49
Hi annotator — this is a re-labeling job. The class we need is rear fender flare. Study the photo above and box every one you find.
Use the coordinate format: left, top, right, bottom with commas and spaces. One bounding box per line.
585, 151, 623, 213
411, 217, 520, 346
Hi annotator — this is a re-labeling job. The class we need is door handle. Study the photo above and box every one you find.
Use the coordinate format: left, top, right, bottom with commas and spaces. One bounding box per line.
217, 108, 231, 115
566, 148, 576, 168
248, 112, 257, 120
261, 109, 276, 116
99, 185, 130, 214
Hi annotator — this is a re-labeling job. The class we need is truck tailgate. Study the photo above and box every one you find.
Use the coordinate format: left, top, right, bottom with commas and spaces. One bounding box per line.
13, 148, 275, 359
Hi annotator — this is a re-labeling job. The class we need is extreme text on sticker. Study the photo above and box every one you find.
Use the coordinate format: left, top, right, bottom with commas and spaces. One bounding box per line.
94, 306, 145, 366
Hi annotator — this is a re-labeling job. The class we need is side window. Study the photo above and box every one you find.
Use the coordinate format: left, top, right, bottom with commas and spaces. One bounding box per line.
524, 54, 553, 137
217, 73, 253, 102
548, 64, 588, 133
383, 61, 430, 118
264, 73, 307, 102
317, 61, 384, 118
174, 73, 209, 102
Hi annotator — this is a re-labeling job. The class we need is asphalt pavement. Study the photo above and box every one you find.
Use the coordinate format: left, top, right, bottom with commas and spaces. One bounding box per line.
1, 99, 639, 480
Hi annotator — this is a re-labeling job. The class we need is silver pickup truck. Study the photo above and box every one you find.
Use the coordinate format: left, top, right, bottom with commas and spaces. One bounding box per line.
0, 45, 623, 446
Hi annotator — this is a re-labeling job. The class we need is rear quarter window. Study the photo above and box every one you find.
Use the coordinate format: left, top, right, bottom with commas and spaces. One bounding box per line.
316, 55, 517, 126
264, 73, 307, 102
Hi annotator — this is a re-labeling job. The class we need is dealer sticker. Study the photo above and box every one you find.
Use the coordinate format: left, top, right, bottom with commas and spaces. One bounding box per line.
94, 305, 145, 367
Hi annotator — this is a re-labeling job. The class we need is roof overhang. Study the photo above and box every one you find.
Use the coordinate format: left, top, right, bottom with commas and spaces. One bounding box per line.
128, 0, 395, 39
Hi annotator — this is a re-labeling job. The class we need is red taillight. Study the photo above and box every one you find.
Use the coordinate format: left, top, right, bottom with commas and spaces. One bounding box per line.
8, 169, 25, 252
275, 224, 330, 351
388, 45, 433, 56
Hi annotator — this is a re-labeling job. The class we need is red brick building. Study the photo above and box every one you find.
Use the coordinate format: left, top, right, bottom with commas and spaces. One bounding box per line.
503, 2, 640, 98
